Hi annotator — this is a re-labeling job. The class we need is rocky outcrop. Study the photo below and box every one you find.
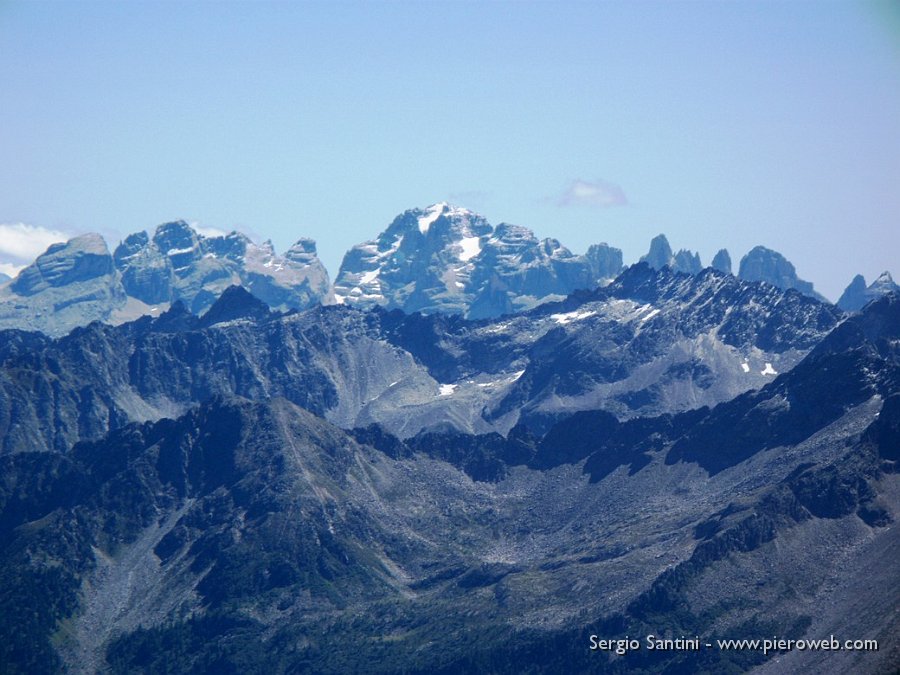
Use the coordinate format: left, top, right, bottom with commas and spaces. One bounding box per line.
0, 234, 126, 335
738, 245, 826, 301
639, 234, 674, 270
584, 242, 624, 283
639, 234, 702, 275
11, 234, 114, 296
711, 248, 732, 274
672, 248, 702, 274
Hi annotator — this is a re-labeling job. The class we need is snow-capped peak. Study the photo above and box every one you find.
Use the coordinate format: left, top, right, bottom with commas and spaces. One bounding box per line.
415, 202, 479, 235
333, 203, 625, 319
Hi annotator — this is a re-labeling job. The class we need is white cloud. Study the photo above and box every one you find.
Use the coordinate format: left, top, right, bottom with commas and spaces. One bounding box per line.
0, 223, 70, 263
0, 261, 25, 279
557, 179, 628, 208
188, 221, 228, 239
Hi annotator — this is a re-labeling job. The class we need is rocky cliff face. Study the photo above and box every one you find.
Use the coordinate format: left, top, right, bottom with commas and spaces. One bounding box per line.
333, 203, 624, 319
0, 234, 126, 335
738, 245, 826, 302
711, 248, 732, 274
0, 206, 856, 338
639, 234, 675, 270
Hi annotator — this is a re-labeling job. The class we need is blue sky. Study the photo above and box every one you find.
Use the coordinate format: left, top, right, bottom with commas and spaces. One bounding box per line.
1, 0, 898, 300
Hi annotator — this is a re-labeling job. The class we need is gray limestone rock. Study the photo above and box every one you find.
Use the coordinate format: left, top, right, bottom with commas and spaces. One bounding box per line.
584, 242, 624, 283
639, 234, 674, 270
738, 245, 826, 302
672, 249, 702, 275
0, 234, 126, 336
639, 235, 704, 276
711, 248, 732, 274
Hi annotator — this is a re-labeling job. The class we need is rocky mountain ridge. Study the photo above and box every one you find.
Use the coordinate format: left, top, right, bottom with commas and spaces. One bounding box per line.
1, 203, 867, 335
0, 265, 841, 456
0, 221, 331, 337
0, 289, 896, 674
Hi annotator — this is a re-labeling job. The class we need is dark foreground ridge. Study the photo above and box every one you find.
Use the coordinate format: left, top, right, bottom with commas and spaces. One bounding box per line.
0, 277, 897, 673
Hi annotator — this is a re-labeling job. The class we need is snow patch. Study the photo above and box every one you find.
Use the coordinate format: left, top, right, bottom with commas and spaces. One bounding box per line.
457, 235, 482, 262
640, 308, 660, 322
166, 246, 196, 256
741, 362, 750, 373
761, 363, 778, 376
192, 224, 227, 238
418, 203, 447, 234
484, 321, 512, 334
551, 310, 596, 325
439, 384, 457, 396
359, 269, 380, 285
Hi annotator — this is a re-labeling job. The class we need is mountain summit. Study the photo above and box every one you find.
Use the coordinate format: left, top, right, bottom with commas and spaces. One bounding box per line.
114, 220, 332, 313
639, 234, 703, 275
333, 203, 623, 318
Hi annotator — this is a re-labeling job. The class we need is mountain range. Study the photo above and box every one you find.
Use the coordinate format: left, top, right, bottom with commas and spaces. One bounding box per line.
0, 220, 331, 337
1, 203, 893, 337
0, 204, 897, 673
0, 264, 841, 455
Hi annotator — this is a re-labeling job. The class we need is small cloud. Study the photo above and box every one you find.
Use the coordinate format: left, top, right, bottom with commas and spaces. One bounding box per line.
0, 223, 70, 264
188, 221, 228, 239
0, 261, 25, 279
447, 190, 491, 210
557, 179, 628, 208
